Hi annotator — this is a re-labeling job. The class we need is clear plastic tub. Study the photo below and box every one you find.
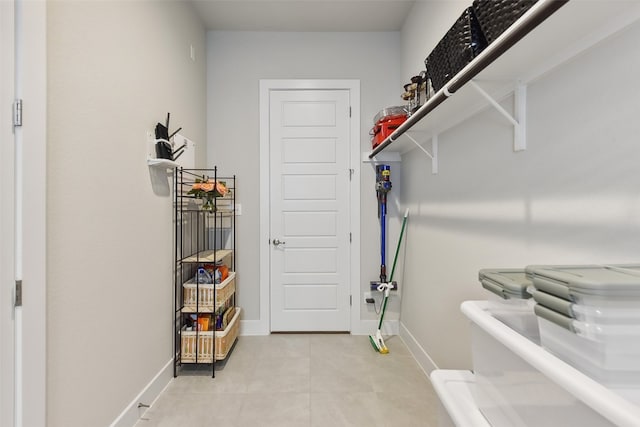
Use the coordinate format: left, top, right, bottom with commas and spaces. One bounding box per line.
535, 304, 640, 376
463, 301, 640, 426
487, 293, 540, 343
532, 288, 640, 325
373, 106, 407, 124
539, 319, 640, 392
480, 269, 539, 341
572, 304, 640, 324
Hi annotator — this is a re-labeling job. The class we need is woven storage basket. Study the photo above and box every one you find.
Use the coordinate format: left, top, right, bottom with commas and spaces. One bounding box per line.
424, 37, 450, 93
472, 0, 539, 44
425, 7, 488, 92
214, 307, 240, 360
181, 307, 241, 363
182, 272, 236, 313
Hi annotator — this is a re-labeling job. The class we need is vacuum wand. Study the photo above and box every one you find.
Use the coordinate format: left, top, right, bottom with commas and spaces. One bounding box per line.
376, 164, 392, 283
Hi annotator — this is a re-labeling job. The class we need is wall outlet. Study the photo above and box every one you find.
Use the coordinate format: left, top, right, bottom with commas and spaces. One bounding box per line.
364, 292, 374, 304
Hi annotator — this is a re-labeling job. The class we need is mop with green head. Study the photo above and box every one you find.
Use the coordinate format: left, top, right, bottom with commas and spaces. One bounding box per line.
369, 207, 409, 354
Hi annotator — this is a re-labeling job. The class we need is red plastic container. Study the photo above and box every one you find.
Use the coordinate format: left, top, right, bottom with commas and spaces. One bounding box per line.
371, 115, 407, 149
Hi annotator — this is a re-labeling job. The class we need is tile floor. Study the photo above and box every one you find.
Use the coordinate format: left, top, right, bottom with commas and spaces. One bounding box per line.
135, 333, 440, 427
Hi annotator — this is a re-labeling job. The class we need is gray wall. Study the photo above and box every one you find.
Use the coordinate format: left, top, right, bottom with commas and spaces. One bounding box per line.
206, 31, 402, 324
399, 4, 640, 369
47, 2, 206, 425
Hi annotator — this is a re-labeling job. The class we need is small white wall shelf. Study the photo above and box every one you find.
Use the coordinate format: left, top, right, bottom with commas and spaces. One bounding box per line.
147, 157, 179, 169
146, 132, 195, 170
370, 0, 640, 162
147, 133, 177, 170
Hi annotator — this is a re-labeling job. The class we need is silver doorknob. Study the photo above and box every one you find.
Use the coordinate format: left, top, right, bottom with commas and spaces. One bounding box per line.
272, 238, 286, 247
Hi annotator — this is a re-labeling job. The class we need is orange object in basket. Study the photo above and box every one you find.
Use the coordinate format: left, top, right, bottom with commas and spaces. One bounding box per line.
197, 316, 210, 331
216, 264, 229, 282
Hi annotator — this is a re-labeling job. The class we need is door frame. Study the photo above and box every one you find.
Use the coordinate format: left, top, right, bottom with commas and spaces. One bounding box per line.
258, 79, 361, 335
1, 1, 16, 425
15, 1, 48, 426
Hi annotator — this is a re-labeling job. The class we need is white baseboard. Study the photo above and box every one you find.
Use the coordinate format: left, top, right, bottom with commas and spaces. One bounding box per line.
239, 319, 399, 336
351, 319, 399, 336
240, 319, 269, 336
399, 321, 438, 377
109, 358, 173, 427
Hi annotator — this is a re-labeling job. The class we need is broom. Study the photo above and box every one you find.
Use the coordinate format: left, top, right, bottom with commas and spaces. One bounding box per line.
369, 208, 409, 354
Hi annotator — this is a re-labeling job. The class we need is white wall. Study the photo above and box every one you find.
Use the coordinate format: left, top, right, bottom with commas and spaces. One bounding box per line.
400, 0, 468, 80
206, 31, 402, 326
47, 2, 206, 425
399, 4, 640, 369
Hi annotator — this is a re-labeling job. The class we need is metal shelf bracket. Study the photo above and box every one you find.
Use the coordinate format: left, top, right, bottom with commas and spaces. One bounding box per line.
405, 132, 438, 174
469, 80, 527, 152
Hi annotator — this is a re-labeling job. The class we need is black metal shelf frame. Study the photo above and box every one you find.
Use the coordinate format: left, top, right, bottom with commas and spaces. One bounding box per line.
173, 167, 237, 378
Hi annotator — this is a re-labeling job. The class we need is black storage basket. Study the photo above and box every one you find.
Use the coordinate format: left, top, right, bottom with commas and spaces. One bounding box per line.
424, 7, 488, 92
472, 0, 539, 45
424, 38, 450, 93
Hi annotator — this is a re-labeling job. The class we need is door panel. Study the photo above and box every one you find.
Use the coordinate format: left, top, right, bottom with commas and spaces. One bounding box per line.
283, 212, 336, 236
282, 101, 336, 127
284, 285, 338, 310
284, 248, 337, 273
282, 138, 336, 163
270, 89, 350, 331
283, 175, 336, 200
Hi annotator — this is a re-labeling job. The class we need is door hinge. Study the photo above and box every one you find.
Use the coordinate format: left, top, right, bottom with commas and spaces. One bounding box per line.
15, 280, 22, 307
349, 106, 352, 118
349, 232, 352, 243
13, 99, 22, 127
348, 168, 354, 181
350, 295, 352, 306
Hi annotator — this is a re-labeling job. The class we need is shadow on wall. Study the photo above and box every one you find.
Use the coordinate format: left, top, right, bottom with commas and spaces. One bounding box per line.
408, 195, 640, 259
148, 167, 171, 197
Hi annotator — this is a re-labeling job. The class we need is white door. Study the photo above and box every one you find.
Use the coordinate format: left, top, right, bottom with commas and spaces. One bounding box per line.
0, 1, 16, 425
269, 89, 351, 331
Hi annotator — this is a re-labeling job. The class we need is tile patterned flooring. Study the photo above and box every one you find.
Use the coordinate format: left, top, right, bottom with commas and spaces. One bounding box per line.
135, 334, 439, 427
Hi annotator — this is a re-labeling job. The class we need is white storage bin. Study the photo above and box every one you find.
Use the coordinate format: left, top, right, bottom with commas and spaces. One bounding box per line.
430, 370, 491, 427
462, 300, 640, 427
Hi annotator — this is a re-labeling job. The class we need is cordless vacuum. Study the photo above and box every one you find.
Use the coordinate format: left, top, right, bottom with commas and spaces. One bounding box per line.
369, 165, 403, 354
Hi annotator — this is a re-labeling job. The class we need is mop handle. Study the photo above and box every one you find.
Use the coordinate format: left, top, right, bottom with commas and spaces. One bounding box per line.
377, 287, 389, 330
389, 208, 409, 282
